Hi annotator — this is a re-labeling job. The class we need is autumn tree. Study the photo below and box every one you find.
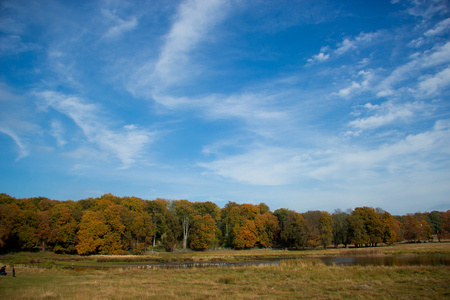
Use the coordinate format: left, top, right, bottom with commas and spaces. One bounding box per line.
121, 197, 144, 212
380, 211, 400, 244
403, 214, 432, 242
189, 214, 216, 250
303, 211, 322, 249
233, 220, 258, 249
220, 201, 240, 247
0, 204, 19, 248
37, 210, 55, 251
318, 211, 333, 249
255, 212, 280, 248
51, 203, 78, 253
101, 204, 126, 254
438, 210, 450, 241
76, 210, 108, 255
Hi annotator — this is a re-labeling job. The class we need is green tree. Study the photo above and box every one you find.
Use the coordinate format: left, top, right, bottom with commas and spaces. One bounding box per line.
332, 209, 350, 248
15, 209, 39, 249
162, 209, 179, 252
146, 198, 170, 247
280, 210, 307, 249
172, 200, 196, 250
130, 211, 154, 253
348, 211, 367, 248
354, 207, 383, 246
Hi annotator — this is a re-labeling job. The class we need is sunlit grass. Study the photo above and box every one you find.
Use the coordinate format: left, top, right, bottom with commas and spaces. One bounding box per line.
1, 242, 449, 299
0, 258, 449, 299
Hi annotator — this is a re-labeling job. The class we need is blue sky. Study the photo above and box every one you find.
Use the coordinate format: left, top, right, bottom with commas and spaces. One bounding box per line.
1, 0, 449, 215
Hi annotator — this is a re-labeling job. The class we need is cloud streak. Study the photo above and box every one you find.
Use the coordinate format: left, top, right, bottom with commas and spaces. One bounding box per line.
35, 91, 154, 168
129, 0, 230, 96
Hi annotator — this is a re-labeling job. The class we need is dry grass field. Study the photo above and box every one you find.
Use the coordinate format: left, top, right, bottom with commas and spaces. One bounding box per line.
1, 242, 449, 299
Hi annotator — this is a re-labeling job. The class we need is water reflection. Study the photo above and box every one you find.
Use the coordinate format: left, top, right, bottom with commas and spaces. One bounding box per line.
319, 255, 450, 266
67, 255, 450, 271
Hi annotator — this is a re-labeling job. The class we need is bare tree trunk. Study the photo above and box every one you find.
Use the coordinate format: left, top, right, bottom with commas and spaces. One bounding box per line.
182, 215, 189, 250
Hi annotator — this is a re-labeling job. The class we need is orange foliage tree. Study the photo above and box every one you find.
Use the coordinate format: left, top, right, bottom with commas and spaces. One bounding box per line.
189, 214, 216, 250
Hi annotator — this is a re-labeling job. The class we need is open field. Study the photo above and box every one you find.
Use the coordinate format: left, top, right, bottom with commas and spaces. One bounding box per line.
1, 242, 449, 299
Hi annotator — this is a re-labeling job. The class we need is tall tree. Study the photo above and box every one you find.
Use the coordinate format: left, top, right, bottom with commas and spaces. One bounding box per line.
76, 211, 108, 255
354, 207, 383, 246
303, 211, 322, 249
348, 211, 367, 248
37, 210, 55, 251
172, 200, 196, 250
129, 211, 154, 253
51, 203, 78, 253
190, 214, 216, 250
438, 210, 450, 241
318, 211, 333, 249
146, 198, 170, 247
380, 211, 400, 244
332, 209, 350, 248
279, 210, 307, 249
0, 204, 19, 248
233, 220, 258, 249
403, 214, 432, 242
255, 212, 280, 248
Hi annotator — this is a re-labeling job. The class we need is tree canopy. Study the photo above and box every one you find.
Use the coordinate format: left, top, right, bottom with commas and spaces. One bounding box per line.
0, 193, 448, 254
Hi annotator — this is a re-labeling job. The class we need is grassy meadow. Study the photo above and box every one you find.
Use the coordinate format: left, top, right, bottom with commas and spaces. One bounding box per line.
0, 242, 449, 299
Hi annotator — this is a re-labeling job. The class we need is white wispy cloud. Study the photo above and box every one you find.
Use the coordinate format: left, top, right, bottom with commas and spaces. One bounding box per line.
349, 101, 425, 130
129, 0, 230, 96
35, 90, 154, 168
101, 9, 138, 40
199, 146, 307, 186
335, 70, 373, 98
0, 83, 39, 160
50, 120, 67, 147
376, 41, 450, 97
0, 127, 29, 160
419, 67, 450, 95
335, 32, 381, 55
307, 52, 329, 63
310, 119, 450, 181
424, 17, 450, 36
404, 0, 449, 20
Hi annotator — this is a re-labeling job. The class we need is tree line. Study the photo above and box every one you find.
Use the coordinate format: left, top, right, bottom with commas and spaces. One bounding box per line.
0, 193, 449, 255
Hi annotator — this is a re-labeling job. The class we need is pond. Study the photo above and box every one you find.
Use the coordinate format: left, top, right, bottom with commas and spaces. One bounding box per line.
68, 255, 450, 271
318, 255, 450, 267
